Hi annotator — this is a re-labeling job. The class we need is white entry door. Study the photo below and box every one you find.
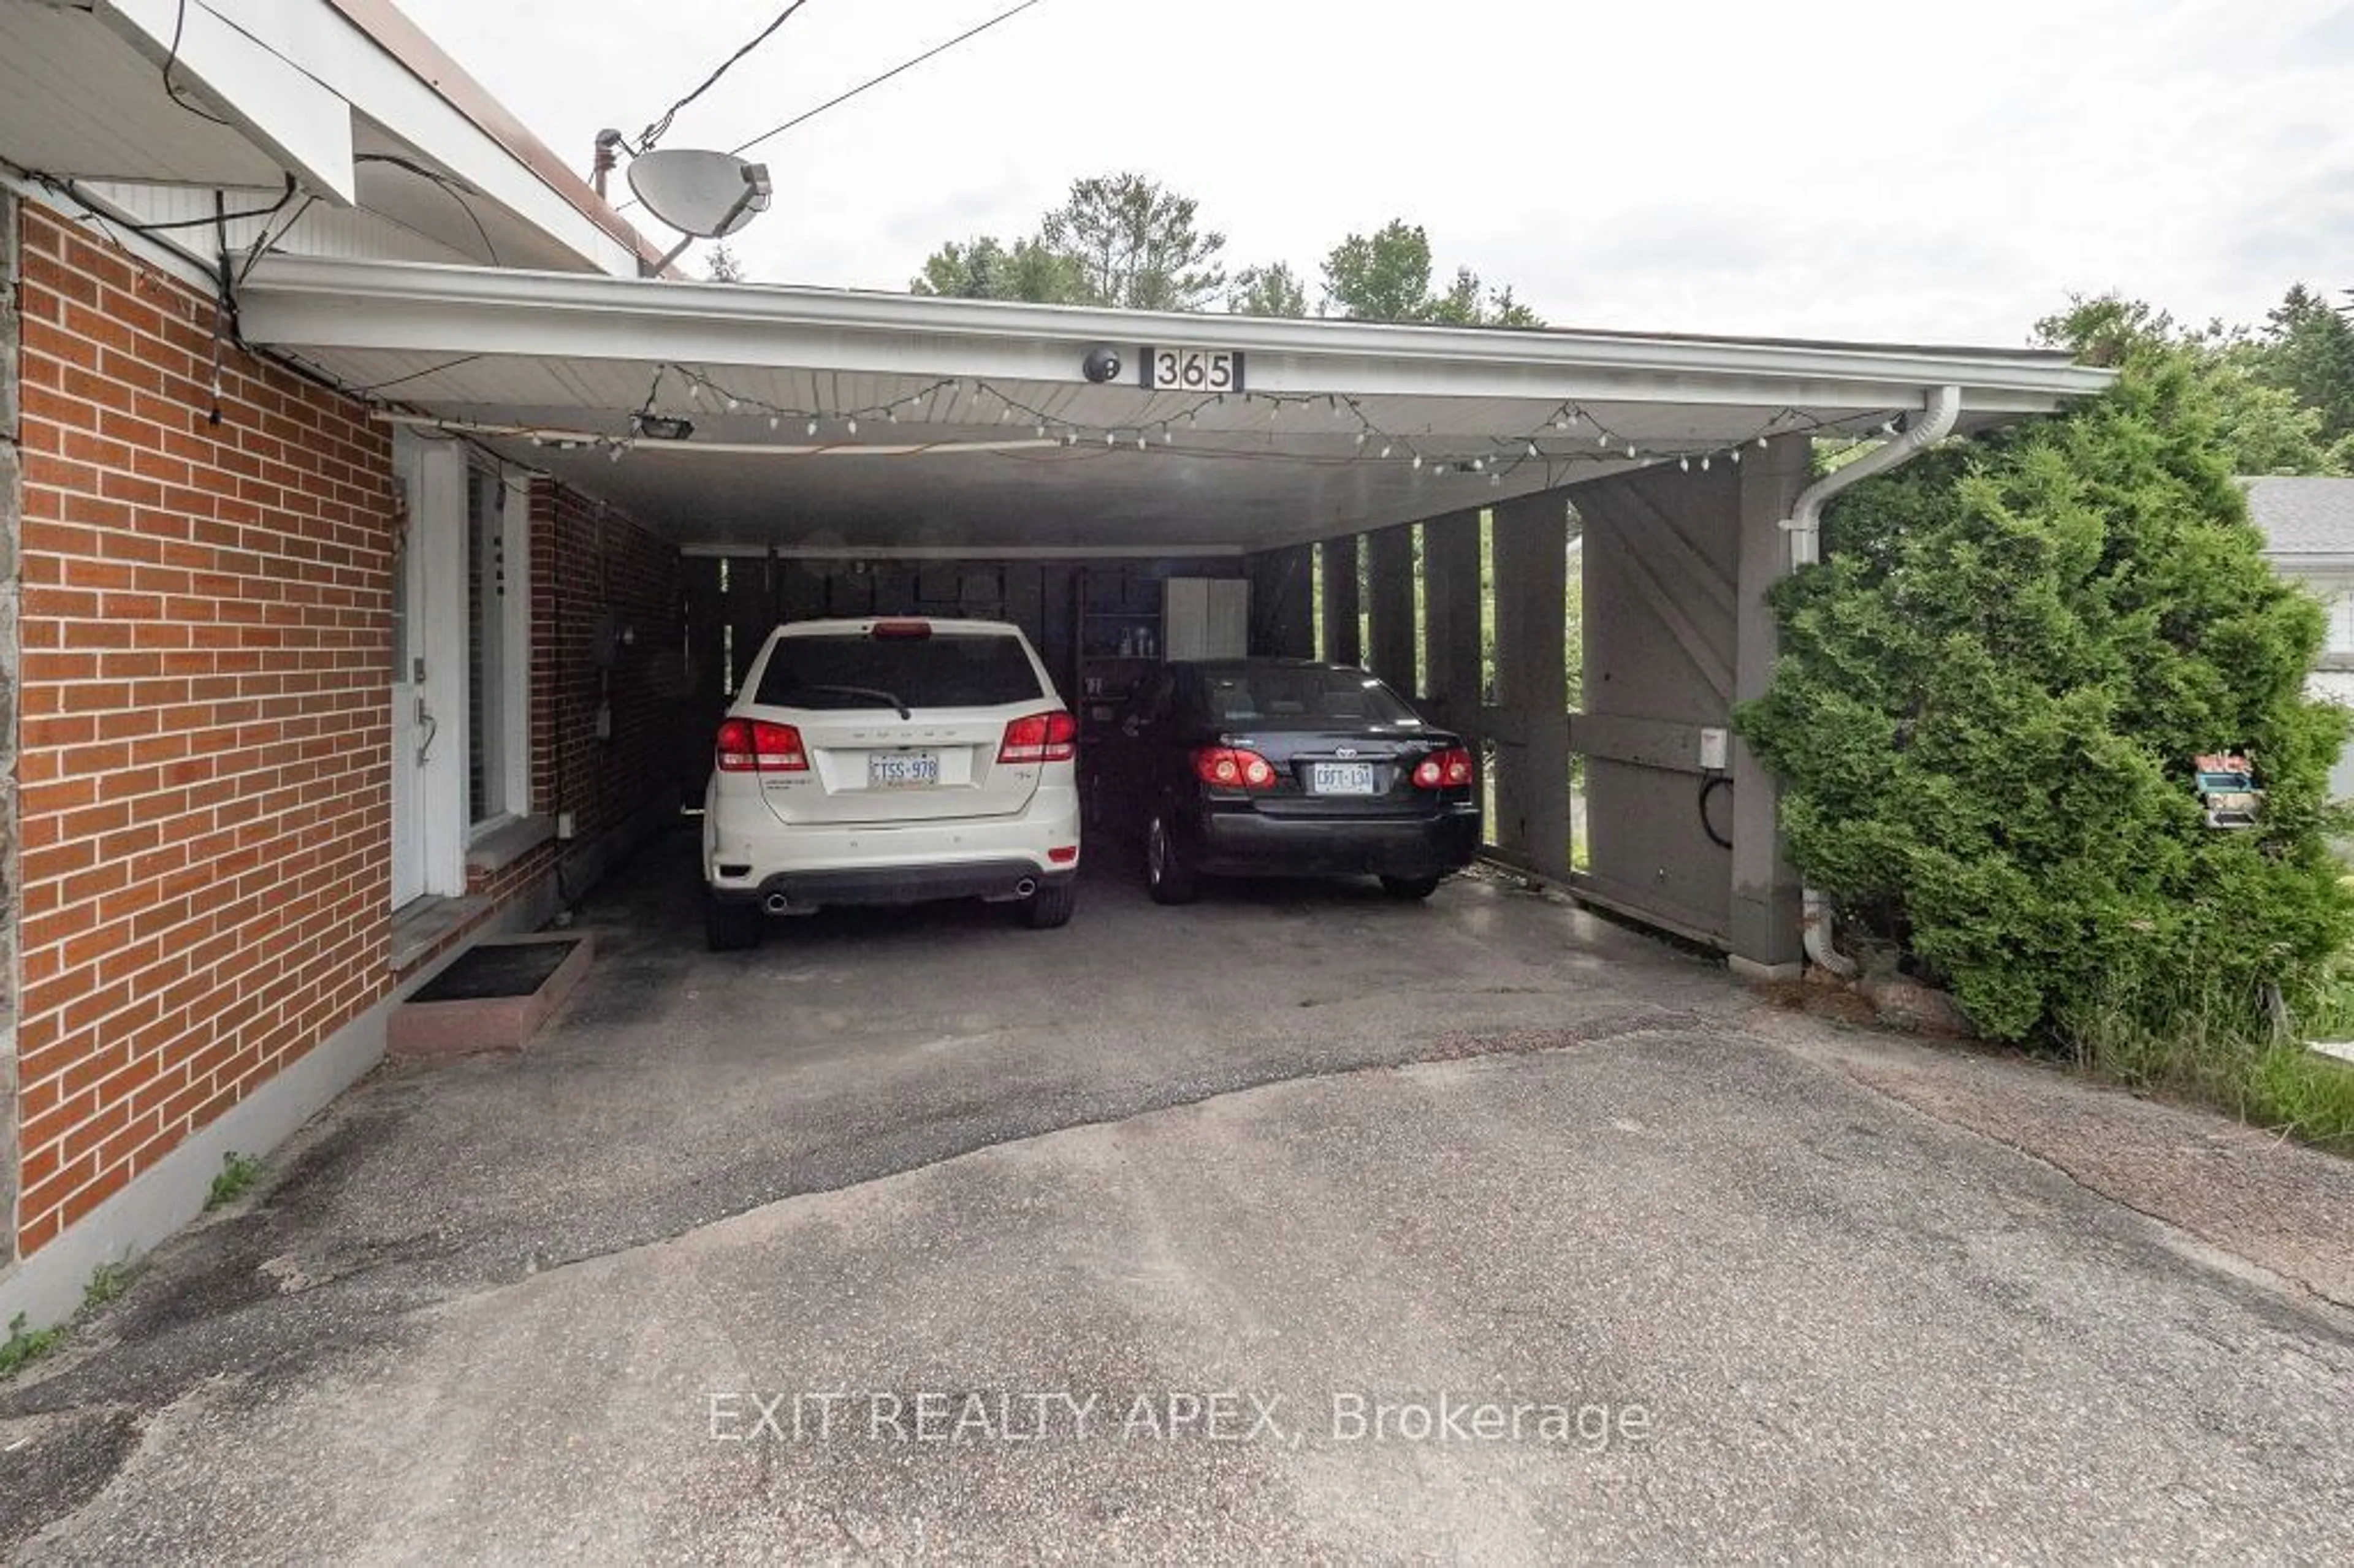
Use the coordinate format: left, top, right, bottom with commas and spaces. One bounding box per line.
390, 443, 429, 908
389, 434, 465, 907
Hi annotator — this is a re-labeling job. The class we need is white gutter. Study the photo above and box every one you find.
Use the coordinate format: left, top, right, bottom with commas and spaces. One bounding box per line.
1785, 384, 1962, 569
238, 256, 2116, 408
1781, 384, 1963, 978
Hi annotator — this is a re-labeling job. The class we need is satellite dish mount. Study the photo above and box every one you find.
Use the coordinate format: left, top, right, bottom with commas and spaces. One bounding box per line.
627, 149, 773, 276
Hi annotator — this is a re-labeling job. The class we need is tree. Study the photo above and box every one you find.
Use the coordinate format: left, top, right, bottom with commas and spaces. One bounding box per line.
705, 243, 747, 283
1320, 219, 1435, 322
904, 188, 1541, 327
1228, 261, 1309, 318
2253, 284, 2354, 449
1041, 174, 1227, 311
909, 234, 1086, 304
1737, 351, 2353, 1049
2035, 293, 2343, 476
909, 175, 1225, 310
1319, 219, 1544, 327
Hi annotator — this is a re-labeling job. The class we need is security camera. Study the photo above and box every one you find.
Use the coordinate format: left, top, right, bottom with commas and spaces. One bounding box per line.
1082, 345, 1124, 384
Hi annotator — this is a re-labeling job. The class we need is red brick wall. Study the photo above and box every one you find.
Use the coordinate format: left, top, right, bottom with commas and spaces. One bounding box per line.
5, 208, 687, 1265
9, 206, 396, 1257
529, 481, 685, 844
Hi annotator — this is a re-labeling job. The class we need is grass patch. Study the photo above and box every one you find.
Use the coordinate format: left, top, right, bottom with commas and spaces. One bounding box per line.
1, 1260, 143, 1384
2244, 1042, 2354, 1152
2066, 967, 2354, 1156
1, 1312, 66, 1380
2294, 954, 2354, 1042
82, 1260, 132, 1312
206, 1150, 264, 1210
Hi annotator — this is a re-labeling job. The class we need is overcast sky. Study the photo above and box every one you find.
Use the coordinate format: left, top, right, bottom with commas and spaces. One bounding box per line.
388, 0, 2354, 346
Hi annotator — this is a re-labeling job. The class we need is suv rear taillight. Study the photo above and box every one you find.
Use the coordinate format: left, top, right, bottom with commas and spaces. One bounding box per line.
1194, 747, 1279, 790
1412, 747, 1475, 789
716, 718, 808, 772
999, 710, 1078, 764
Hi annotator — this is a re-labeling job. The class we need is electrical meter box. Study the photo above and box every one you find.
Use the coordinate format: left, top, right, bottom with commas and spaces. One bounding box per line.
2193, 751, 2262, 829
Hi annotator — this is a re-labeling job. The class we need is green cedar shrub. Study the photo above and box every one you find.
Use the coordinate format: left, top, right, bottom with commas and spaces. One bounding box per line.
1737, 353, 2354, 1048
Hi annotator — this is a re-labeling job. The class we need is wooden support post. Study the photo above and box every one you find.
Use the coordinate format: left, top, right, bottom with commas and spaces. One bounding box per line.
1365, 523, 1417, 692
1320, 535, 1361, 665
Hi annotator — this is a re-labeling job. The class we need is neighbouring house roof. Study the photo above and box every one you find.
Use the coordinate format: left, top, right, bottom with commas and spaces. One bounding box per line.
2245, 476, 2354, 566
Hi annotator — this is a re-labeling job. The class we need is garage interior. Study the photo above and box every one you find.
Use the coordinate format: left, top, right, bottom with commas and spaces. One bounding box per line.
239, 256, 2107, 975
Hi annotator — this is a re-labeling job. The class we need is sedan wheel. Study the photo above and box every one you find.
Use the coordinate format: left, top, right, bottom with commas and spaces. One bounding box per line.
1146, 813, 1201, 905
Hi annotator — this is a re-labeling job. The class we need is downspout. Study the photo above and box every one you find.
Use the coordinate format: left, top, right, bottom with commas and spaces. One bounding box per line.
1781, 384, 1962, 978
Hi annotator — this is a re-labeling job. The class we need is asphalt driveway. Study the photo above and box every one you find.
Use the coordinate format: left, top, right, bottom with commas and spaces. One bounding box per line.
4, 829, 2351, 1560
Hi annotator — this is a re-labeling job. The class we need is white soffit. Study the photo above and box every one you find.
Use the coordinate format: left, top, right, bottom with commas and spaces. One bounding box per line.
0, 2, 349, 197
238, 256, 2116, 552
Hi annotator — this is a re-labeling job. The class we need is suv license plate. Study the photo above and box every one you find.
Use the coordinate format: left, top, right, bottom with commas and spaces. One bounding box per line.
1310, 762, 1378, 795
869, 750, 941, 788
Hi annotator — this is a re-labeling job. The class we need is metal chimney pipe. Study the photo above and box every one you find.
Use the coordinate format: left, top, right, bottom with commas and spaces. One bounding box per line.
591, 129, 625, 199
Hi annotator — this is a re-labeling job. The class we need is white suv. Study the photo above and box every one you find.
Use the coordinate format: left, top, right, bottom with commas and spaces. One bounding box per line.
702, 617, 1081, 949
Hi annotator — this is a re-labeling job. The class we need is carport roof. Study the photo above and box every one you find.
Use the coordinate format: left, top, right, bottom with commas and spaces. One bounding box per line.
240, 254, 2113, 554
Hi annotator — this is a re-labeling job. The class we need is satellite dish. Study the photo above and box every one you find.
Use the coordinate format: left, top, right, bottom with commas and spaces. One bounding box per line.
627, 150, 772, 239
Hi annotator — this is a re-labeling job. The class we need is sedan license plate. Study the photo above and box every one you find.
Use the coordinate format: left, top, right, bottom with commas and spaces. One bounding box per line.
1310, 761, 1379, 796
869, 750, 941, 788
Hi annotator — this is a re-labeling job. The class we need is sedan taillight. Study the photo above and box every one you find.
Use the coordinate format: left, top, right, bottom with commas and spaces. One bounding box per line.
1412, 747, 1475, 789
716, 718, 807, 772
1194, 747, 1279, 790
999, 710, 1078, 764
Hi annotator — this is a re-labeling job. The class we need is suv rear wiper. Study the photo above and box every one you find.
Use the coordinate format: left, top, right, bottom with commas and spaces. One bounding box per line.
796, 684, 912, 719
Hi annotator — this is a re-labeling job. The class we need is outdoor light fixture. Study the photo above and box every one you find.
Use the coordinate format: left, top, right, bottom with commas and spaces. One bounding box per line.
630, 412, 695, 441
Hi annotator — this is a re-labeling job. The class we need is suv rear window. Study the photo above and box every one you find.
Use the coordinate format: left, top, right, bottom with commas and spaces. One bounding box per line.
754, 633, 1044, 711
1194, 665, 1423, 728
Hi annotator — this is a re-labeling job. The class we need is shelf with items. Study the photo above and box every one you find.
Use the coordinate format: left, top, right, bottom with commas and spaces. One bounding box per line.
1071, 565, 1170, 736
1077, 655, 1159, 721
1080, 615, 1162, 661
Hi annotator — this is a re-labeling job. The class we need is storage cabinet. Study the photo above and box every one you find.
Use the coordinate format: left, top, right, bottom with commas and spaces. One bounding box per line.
1162, 577, 1249, 661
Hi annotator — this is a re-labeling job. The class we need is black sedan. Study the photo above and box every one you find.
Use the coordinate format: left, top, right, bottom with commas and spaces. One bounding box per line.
1085, 659, 1482, 903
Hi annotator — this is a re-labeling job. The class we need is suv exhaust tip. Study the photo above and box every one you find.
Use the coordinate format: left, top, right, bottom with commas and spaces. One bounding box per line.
764, 892, 793, 915
1014, 878, 1037, 898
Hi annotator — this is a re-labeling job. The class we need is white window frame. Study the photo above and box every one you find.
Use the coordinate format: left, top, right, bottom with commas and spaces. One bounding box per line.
460, 465, 533, 840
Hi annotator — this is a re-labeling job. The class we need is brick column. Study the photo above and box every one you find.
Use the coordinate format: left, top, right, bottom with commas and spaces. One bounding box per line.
1, 189, 21, 1267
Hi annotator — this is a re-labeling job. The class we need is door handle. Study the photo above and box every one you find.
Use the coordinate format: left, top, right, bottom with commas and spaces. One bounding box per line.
414, 695, 439, 766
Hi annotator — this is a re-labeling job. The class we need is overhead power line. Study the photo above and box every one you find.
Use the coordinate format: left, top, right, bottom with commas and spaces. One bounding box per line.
635, 0, 820, 153
728, 0, 1049, 158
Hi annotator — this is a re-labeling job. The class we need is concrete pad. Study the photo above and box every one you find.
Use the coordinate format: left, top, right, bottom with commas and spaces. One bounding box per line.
387, 934, 593, 1057
2, 831, 2349, 1558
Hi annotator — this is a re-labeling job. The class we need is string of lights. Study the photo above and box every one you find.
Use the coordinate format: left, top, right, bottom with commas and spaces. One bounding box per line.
390, 360, 1903, 481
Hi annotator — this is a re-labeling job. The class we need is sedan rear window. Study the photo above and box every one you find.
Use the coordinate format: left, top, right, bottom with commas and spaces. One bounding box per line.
755, 633, 1043, 712
1195, 666, 1423, 729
